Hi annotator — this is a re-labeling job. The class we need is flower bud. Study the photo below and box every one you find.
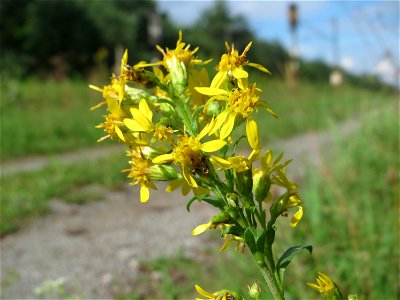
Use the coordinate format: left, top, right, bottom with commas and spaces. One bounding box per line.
307, 272, 343, 300
248, 281, 261, 299
167, 56, 188, 94
149, 165, 178, 181
211, 211, 231, 224
206, 100, 220, 116
234, 168, 253, 201
226, 193, 239, 207
252, 169, 271, 203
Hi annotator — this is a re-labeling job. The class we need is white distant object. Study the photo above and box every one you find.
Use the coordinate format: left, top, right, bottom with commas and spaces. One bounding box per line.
330, 70, 343, 86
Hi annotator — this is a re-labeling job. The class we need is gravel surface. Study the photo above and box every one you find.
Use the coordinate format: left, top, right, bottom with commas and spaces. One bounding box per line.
1, 185, 217, 299
0, 118, 361, 299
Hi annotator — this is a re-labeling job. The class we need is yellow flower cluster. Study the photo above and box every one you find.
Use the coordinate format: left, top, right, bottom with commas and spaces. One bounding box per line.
90, 32, 302, 229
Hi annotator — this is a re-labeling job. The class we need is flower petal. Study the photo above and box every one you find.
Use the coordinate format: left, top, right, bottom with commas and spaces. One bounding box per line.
246, 62, 272, 74
192, 223, 211, 236
209, 110, 229, 136
139, 99, 153, 122
195, 284, 214, 298
201, 140, 227, 152
124, 118, 146, 132
115, 126, 125, 142
130, 107, 152, 131
210, 71, 227, 89
290, 206, 303, 227
183, 167, 198, 188
152, 153, 174, 164
220, 112, 236, 140
246, 118, 261, 152
232, 67, 248, 79
140, 185, 150, 203
195, 87, 228, 96
198, 120, 214, 140
210, 156, 232, 168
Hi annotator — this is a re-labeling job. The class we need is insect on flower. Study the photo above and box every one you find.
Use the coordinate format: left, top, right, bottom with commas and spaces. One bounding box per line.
121, 64, 157, 88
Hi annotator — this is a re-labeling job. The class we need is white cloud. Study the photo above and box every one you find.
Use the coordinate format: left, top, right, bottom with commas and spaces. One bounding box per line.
340, 57, 354, 71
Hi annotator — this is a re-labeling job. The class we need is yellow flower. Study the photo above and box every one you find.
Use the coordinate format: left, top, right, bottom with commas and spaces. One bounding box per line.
166, 177, 210, 196
152, 122, 226, 187
89, 74, 125, 110
211, 155, 251, 172
194, 284, 239, 300
210, 117, 262, 173
307, 272, 342, 299
123, 154, 157, 203
211, 41, 271, 89
136, 31, 210, 70
123, 99, 175, 144
123, 148, 178, 203
285, 193, 303, 228
195, 84, 271, 153
157, 31, 210, 68
95, 97, 126, 142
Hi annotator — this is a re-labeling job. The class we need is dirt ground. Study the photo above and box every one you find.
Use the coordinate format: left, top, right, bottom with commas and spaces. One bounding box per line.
0, 119, 360, 299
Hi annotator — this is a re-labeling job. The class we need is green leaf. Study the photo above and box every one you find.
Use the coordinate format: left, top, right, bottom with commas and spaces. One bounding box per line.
223, 225, 244, 237
276, 245, 313, 282
186, 194, 224, 212
226, 135, 246, 157
255, 229, 266, 253
191, 105, 204, 131
244, 228, 257, 253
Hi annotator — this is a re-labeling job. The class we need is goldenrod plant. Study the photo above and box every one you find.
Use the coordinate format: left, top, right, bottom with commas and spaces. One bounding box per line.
90, 32, 355, 299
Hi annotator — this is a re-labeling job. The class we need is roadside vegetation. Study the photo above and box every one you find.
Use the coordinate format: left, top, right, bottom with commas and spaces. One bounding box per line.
120, 104, 399, 300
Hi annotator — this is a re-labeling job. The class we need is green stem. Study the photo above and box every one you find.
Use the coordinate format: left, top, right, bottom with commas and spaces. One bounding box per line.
257, 263, 285, 300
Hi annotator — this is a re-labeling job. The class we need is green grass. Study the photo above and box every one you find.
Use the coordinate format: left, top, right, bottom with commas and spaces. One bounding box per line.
239, 74, 396, 144
290, 104, 399, 299
118, 248, 273, 300
0, 151, 127, 236
1, 78, 106, 160
1, 77, 395, 160
120, 102, 399, 299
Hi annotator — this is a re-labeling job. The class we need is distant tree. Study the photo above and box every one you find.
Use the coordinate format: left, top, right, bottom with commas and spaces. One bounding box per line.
186, 0, 254, 58
83, 0, 157, 62
0, 0, 158, 77
298, 59, 333, 82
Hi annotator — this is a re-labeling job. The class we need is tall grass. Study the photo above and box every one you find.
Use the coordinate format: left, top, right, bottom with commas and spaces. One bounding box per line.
1, 78, 105, 160
290, 104, 399, 299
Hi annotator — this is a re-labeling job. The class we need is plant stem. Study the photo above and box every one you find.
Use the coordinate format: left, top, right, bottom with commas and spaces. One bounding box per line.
257, 264, 285, 300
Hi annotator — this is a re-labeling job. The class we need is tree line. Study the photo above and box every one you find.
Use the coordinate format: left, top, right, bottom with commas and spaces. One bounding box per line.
0, 0, 388, 89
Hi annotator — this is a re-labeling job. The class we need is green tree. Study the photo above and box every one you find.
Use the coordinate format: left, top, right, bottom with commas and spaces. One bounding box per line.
186, 0, 254, 58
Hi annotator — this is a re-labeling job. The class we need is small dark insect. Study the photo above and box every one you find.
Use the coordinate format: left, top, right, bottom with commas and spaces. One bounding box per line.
191, 154, 210, 176
121, 64, 157, 88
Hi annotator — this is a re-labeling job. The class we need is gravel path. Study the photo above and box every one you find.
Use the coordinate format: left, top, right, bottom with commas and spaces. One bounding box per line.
0, 119, 361, 299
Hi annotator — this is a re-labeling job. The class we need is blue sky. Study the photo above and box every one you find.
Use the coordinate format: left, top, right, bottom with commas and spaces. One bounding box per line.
158, 0, 399, 84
